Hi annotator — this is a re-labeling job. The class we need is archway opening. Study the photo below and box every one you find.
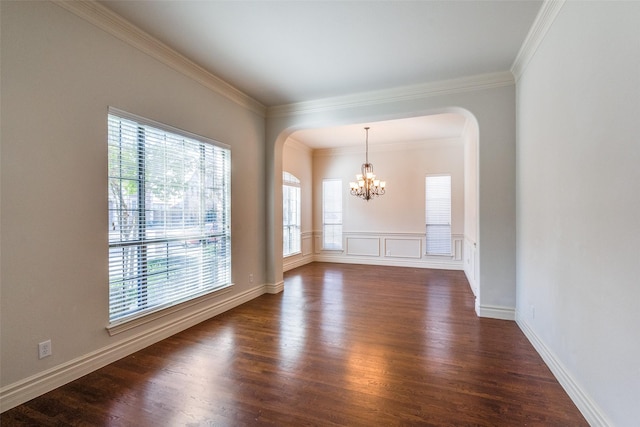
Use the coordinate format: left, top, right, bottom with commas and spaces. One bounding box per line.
270, 110, 479, 302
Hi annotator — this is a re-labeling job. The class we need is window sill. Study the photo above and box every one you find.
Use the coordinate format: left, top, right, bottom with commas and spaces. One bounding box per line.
106, 284, 233, 336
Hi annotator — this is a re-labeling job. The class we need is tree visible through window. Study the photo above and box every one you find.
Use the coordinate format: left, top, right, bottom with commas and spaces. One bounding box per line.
425, 175, 452, 255
323, 179, 343, 250
283, 171, 301, 256
108, 109, 231, 324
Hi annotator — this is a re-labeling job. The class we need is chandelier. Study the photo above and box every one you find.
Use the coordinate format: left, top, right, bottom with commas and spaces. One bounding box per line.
349, 127, 386, 201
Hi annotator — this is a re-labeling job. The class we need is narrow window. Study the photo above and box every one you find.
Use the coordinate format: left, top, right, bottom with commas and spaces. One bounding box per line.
323, 179, 343, 250
283, 172, 301, 257
425, 175, 452, 255
108, 108, 231, 324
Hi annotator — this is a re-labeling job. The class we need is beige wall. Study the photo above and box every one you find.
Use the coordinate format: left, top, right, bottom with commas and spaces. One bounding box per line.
1, 1, 265, 408
515, 2, 640, 424
322, 139, 464, 235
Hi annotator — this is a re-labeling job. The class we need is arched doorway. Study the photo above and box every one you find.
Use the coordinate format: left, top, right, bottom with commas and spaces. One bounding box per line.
269, 110, 480, 310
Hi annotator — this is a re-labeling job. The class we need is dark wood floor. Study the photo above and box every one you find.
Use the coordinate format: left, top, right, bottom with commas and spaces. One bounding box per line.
2, 263, 587, 426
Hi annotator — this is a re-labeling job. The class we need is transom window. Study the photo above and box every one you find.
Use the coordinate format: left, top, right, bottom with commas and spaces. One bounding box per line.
283, 171, 301, 257
108, 108, 231, 324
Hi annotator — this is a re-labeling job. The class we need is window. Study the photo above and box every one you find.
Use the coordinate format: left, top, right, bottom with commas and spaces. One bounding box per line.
425, 175, 452, 255
323, 179, 343, 250
283, 172, 301, 256
108, 108, 231, 324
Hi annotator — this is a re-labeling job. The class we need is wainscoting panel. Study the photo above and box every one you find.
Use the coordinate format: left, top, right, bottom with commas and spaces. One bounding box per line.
384, 238, 422, 259
310, 231, 463, 270
346, 237, 380, 257
463, 236, 478, 296
453, 234, 463, 261
301, 232, 313, 256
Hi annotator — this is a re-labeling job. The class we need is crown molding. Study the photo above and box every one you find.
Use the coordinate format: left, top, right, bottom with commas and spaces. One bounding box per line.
511, 0, 566, 81
313, 137, 462, 157
267, 71, 515, 118
51, 0, 266, 117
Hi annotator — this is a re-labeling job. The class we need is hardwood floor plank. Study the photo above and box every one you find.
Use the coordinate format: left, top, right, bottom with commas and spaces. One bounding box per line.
2, 263, 587, 426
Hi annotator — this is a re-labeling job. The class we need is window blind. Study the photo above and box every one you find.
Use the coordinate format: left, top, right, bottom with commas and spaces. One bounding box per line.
323, 179, 343, 250
283, 172, 301, 256
425, 175, 452, 255
108, 108, 231, 324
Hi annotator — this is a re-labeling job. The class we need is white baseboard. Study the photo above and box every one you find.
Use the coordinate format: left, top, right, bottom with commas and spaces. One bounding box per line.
516, 314, 612, 427
313, 254, 463, 270
476, 304, 516, 320
0, 284, 268, 412
265, 280, 284, 294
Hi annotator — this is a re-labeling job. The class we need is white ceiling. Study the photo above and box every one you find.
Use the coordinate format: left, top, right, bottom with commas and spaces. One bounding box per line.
291, 114, 468, 149
98, 0, 542, 148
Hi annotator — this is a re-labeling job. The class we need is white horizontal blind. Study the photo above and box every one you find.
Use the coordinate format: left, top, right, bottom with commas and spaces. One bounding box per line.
283, 172, 301, 256
323, 179, 342, 250
425, 175, 452, 255
108, 109, 231, 324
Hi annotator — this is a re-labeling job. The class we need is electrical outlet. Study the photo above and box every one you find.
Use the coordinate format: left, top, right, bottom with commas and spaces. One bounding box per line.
38, 340, 52, 359
249, 273, 254, 284
531, 305, 535, 320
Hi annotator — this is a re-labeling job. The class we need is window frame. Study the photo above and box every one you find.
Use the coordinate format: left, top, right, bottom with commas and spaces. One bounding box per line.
322, 178, 343, 251
282, 171, 301, 257
425, 174, 452, 256
107, 108, 232, 331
